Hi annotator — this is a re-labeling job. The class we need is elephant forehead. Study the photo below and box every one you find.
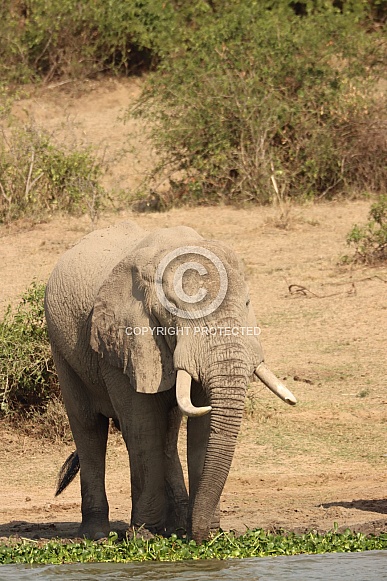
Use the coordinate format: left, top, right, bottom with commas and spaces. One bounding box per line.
134, 226, 203, 251
136, 240, 240, 274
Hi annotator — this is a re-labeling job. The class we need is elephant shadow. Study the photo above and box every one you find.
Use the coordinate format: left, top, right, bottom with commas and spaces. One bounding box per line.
322, 499, 387, 515
0, 519, 129, 540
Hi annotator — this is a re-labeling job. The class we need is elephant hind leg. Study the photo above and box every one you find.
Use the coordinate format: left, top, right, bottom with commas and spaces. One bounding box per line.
51, 343, 110, 539
76, 413, 110, 539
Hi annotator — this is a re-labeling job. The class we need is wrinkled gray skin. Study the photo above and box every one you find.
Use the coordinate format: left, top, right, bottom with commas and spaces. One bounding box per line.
45, 221, 265, 542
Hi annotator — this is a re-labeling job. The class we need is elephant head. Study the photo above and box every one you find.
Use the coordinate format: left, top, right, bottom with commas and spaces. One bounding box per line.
89, 225, 296, 541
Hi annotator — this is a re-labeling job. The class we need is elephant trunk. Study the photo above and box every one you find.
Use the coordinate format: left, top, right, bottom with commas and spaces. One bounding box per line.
190, 358, 248, 542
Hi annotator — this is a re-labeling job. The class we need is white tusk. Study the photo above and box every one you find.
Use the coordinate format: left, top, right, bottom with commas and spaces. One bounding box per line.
254, 363, 297, 406
176, 370, 212, 417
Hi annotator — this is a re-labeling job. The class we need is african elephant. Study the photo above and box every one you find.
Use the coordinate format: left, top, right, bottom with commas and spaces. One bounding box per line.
45, 220, 296, 542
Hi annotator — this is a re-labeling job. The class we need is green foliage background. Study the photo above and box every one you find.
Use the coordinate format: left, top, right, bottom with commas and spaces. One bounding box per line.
0, 282, 58, 416
0, 1, 386, 210
133, 2, 386, 204
0, 1, 385, 82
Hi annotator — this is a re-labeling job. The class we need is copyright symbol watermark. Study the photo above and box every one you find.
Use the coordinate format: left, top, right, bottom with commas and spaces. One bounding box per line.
155, 246, 228, 319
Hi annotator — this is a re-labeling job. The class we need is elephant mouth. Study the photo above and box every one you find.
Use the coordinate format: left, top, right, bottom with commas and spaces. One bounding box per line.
175, 365, 296, 417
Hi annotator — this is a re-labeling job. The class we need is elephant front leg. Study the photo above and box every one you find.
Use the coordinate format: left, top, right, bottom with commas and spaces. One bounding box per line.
121, 391, 171, 535
164, 406, 189, 535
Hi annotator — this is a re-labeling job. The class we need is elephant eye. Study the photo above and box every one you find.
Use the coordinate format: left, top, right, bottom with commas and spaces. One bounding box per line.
246, 298, 250, 307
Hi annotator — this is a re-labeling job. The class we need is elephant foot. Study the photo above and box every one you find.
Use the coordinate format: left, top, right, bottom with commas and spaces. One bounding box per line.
165, 525, 187, 539
130, 507, 167, 538
165, 500, 188, 538
126, 525, 161, 541
78, 517, 110, 540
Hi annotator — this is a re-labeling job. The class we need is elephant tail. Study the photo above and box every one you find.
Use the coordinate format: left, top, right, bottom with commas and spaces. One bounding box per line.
55, 450, 80, 496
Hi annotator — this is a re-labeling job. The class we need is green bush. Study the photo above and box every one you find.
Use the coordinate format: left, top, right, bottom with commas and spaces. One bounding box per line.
133, 5, 386, 205
0, 0, 178, 82
0, 123, 105, 223
0, 1, 385, 83
346, 196, 387, 263
0, 282, 58, 416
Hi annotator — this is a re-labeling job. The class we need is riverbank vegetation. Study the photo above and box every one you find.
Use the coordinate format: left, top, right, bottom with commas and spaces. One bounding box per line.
2, 528, 387, 564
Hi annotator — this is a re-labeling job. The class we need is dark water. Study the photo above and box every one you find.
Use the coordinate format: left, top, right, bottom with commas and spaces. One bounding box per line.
2, 551, 387, 581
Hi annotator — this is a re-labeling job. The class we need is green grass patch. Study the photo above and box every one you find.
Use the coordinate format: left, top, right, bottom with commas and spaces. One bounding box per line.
242, 377, 387, 468
2, 529, 387, 564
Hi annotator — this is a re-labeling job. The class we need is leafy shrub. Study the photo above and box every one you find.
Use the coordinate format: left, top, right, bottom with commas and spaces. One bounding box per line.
0, 123, 105, 223
0, 0, 178, 82
0, 282, 59, 416
0, 1, 385, 83
346, 196, 387, 263
133, 5, 386, 205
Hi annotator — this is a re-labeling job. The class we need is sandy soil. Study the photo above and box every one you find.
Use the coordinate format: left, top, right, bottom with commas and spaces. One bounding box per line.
1, 80, 387, 541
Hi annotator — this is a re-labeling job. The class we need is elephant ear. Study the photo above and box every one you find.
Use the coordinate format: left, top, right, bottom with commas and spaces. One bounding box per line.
90, 256, 175, 394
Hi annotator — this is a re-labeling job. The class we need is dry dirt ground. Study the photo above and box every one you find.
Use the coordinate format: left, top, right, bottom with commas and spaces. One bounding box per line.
1, 80, 387, 541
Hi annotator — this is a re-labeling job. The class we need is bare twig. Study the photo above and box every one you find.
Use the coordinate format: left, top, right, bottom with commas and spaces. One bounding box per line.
287, 275, 386, 299
0, 180, 11, 204
270, 161, 280, 202
33, 34, 53, 68
25, 149, 35, 199
317, 180, 342, 200
47, 79, 77, 90
288, 284, 321, 298
355, 274, 386, 284
29, 172, 44, 191
288, 283, 356, 298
